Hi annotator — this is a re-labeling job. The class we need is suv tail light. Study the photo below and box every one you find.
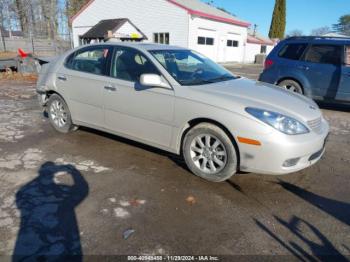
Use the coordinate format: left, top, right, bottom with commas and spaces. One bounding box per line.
264, 59, 274, 70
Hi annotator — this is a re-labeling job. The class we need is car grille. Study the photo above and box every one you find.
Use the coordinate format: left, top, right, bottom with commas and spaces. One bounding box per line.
307, 117, 322, 134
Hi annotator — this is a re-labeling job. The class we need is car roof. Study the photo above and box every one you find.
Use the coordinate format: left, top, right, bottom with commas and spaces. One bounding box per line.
82, 42, 187, 51
282, 36, 350, 45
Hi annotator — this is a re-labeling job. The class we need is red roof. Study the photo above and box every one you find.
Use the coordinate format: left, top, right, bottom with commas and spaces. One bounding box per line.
247, 35, 274, 46
71, 0, 250, 27
167, 0, 250, 27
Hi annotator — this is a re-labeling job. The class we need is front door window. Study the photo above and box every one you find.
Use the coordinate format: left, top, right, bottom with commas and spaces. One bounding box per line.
111, 47, 159, 82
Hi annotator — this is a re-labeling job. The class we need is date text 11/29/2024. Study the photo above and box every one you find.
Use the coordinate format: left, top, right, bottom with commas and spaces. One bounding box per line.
127, 255, 220, 261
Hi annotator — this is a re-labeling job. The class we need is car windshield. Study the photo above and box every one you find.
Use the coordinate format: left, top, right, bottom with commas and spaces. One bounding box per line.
150, 49, 237, 86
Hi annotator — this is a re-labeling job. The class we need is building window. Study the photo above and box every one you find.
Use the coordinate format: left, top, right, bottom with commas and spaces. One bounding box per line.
206, 37, 214, 45
198, 37, 205, 45
154, 33, 169, 44
198, 36, 214, 45
227, 40, 239, 47
261, 45, 267, 54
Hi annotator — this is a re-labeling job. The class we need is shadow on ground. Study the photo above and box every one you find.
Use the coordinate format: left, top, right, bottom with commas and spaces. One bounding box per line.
13, 162, 89, 261
254, 181, 350, 260
278, 181, 350, 226
255, 216, 348, 261
317, 102, 350, 113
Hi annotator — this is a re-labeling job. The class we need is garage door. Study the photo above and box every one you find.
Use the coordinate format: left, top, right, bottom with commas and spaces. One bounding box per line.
196, 28, 217, 61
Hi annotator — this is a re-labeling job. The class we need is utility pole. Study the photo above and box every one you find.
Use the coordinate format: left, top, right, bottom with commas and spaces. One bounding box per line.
253, 24, 258, 36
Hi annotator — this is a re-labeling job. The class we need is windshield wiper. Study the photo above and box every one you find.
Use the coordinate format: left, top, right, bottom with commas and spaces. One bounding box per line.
180, 79, 214, 86
180, 74, 235, 86
206, 74, 235, 83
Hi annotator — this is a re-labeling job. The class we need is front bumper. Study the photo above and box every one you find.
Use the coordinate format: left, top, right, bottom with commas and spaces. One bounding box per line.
239, 118, 330, 175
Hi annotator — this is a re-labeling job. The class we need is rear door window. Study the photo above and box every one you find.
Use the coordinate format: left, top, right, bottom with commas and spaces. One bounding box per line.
304, 44, 342, 65
66, 47, 110, 75
278, 43, 308, 60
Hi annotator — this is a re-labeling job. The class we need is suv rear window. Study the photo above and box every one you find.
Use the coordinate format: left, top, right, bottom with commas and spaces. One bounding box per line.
278, 43, 308, 60
304, 44, 342, 65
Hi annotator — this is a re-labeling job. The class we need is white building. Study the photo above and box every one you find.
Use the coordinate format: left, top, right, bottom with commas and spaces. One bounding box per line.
245, 33, 275, 63
71, 0, 273, 63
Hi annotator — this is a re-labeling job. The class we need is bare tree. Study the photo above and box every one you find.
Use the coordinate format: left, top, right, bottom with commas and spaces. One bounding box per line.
311, 26, 331, 36
15, 0, 28, 33
0, 0, 20, 34
0, 0, 88, 42
287, 29, 303, 37
66, 0, 90, 19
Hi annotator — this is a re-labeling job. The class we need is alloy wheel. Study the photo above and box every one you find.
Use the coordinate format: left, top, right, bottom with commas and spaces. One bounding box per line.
190, 134, 227, 174
50, 100, 68, 128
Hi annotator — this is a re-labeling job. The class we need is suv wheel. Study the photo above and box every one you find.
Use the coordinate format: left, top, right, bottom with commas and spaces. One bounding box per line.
183, 123, 237, 182
278, 80, 303, 94
47, 94, 77, 133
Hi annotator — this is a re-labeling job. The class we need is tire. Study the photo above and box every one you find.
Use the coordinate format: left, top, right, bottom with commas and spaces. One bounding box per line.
182, 123, 238, 182
47, 94, 77, 133
278, 79, 303, 94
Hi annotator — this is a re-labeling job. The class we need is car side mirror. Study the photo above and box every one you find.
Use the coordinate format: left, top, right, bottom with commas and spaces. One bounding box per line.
140, 74, 171, 89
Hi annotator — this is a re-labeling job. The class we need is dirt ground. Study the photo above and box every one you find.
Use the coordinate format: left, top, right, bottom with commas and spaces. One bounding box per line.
0, 71, 349, 260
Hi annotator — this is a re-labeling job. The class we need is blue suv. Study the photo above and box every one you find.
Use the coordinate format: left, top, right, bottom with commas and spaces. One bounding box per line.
259, 36, 350, 104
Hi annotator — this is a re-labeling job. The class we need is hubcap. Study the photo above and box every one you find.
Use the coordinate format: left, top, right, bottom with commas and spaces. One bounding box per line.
190, 134, 227, 174
50, 100, 67, 128
283, 84, 302, 94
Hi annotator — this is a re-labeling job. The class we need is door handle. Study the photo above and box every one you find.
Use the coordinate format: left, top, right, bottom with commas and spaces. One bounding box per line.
57, 75, 67, 81
104, 85, 116, 91
298, 65, 309, 70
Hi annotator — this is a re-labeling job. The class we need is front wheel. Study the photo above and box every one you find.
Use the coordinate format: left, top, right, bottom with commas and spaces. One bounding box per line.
47, 94, 78, 133
182, 123, 238, 182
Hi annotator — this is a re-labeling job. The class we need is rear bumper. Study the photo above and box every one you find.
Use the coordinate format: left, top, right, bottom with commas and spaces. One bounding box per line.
258, 70, 278, 84
239, 118, 329, 175
37, 91, 49, 107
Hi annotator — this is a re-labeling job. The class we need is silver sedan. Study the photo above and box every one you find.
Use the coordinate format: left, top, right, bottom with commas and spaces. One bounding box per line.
37, 43, 329, 182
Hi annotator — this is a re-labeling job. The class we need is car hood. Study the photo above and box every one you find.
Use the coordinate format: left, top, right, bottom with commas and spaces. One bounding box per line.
186, 78, 321, 122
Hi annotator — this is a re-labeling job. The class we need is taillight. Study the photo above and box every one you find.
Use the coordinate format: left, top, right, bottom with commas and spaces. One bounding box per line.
264, 59, 274, 70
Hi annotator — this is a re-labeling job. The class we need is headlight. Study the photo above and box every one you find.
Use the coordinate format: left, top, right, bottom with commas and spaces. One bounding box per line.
245, 107, 309, 135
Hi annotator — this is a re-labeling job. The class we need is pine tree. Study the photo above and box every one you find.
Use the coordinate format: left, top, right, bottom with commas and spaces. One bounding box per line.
269, 0, 286, 39
332, 14, 350, 36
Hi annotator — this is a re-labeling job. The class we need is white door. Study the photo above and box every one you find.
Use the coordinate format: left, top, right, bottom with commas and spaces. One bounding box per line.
217, 35, 227, 63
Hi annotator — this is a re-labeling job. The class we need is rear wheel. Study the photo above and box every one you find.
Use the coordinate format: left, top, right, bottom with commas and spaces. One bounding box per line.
47, 94, 77, 133
183, 123, 237, 182
278, 79, 303, 94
